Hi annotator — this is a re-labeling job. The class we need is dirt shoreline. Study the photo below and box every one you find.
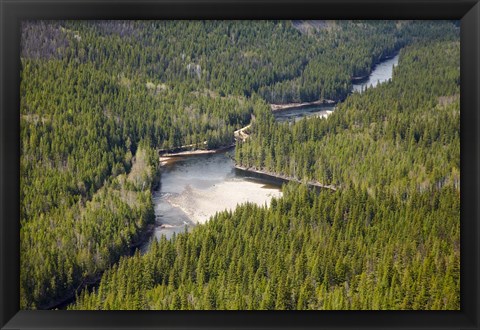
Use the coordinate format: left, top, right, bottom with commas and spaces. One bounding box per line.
159, 144, 235, 166
234, 165, 337, 191
270, 99, 336, 112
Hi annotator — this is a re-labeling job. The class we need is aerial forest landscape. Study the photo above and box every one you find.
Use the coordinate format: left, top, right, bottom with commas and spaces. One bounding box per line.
20, 20, 460, 310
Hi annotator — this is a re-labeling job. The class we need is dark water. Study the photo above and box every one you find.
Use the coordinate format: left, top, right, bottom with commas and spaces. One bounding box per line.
352, 54, 399, 93
145, 53, 400, 247
273, 53, 399, 123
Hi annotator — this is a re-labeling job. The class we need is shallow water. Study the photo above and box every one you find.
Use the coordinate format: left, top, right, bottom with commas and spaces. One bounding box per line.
142, 152, 282, 249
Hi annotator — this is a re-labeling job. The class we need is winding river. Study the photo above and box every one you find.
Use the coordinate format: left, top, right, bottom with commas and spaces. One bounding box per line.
142, 53, 399, 249
273, 53, 399, 123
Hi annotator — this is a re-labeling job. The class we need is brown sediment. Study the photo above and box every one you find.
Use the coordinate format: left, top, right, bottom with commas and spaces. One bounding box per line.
159, 144, 235, 166
270, 99, 336, 112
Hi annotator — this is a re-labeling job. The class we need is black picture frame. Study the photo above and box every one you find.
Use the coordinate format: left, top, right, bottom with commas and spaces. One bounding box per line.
1, 0, 479, 329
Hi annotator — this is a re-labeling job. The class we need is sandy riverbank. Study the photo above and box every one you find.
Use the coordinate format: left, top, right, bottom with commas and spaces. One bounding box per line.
270, 99, 335, 112
159, 145, 235, 165
166, 179, 282, 225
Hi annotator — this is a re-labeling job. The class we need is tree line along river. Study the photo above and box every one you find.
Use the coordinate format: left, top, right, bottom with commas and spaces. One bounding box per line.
48, 52, 399, 309
142, 53, 399, 249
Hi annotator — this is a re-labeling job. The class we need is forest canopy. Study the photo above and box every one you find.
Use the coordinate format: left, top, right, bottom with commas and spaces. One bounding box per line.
20, 20, 460, 310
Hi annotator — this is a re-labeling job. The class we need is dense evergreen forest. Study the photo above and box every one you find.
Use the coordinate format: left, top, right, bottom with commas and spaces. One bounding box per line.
69, 40, 460, 310
20, 20, 459, 309
236, 42, 460, 194
70, 184, 459, 310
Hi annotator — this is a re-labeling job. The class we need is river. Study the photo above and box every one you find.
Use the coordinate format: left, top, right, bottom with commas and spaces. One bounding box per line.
273, 53, 399, 123
143, 52, 399, 249
141, 151, 283, 250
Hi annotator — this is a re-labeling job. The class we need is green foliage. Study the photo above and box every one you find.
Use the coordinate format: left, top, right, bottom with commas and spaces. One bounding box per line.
20, 144, 156, 309
69, 183, 459, 310
237, 41, 460, 195
20, 20, 460, 310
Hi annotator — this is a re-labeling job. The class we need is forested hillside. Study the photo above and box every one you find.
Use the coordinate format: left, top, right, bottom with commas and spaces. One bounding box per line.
236, 41, 460, 194
70, 40, 459, 310
20, 20, 459, 309
70, 180, 459, 310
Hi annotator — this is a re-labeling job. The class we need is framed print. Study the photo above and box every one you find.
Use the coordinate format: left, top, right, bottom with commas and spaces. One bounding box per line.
1, 0, 479, 329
